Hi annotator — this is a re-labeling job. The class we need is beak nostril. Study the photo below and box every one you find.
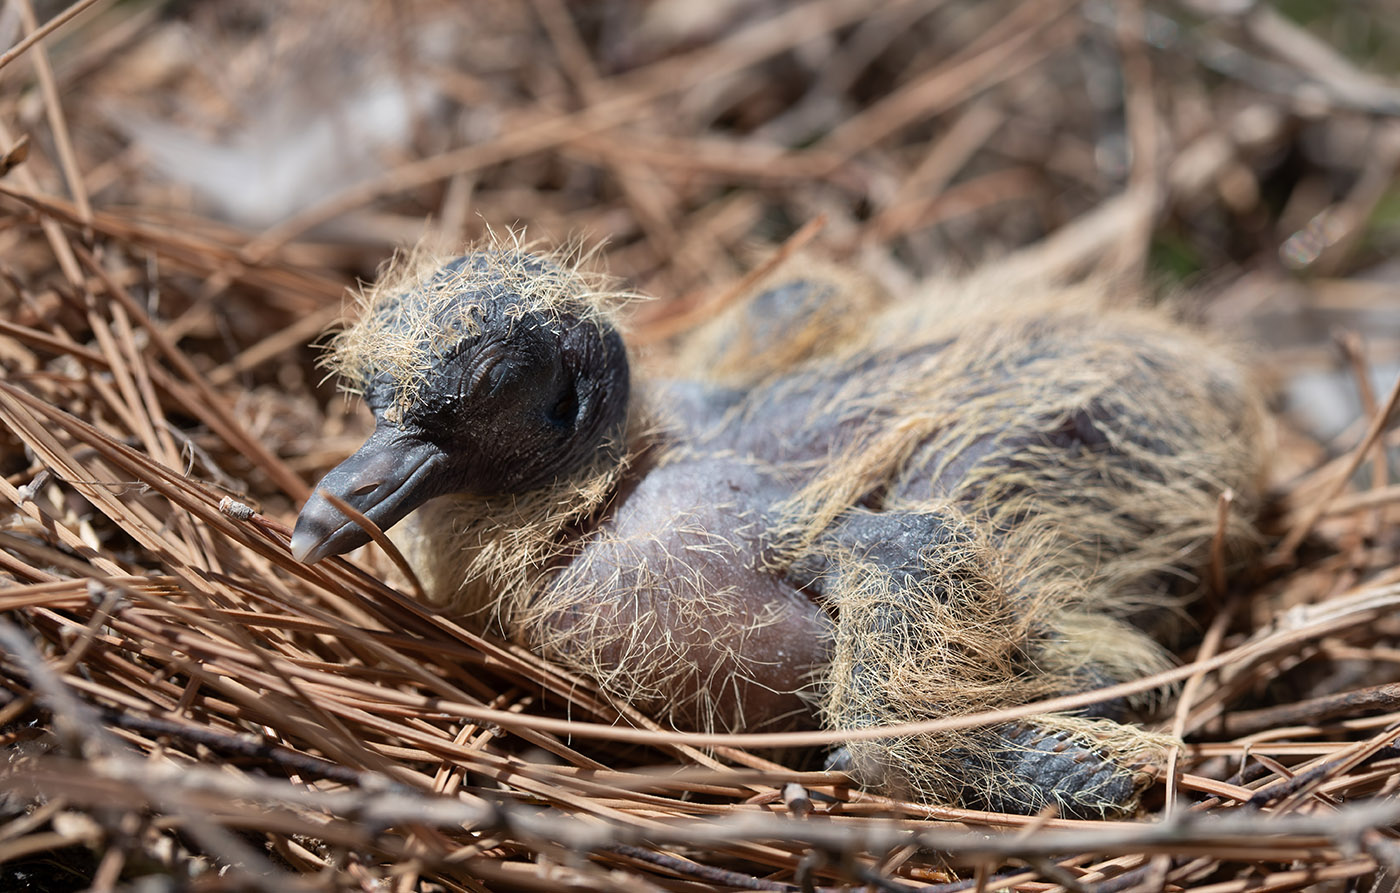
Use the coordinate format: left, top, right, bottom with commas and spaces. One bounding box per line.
350, 480, 383, 496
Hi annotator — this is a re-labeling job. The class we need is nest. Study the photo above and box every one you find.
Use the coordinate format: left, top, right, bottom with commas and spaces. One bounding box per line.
1, 1, 1399, 890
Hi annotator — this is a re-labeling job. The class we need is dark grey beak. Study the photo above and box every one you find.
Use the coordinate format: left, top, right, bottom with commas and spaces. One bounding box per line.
290, 424, 451, 565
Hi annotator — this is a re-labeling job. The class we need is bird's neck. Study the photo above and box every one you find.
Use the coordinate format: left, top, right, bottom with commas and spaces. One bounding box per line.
390, 405, 659, 622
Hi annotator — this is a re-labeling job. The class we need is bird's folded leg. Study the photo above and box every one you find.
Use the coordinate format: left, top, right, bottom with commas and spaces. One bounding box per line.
808, 505, 1168, 817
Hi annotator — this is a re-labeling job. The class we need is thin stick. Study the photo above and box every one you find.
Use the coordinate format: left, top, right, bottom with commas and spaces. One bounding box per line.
0, 0, 107, 75
1210, 489, 1235, 602
1320, 483, 1400, 517
1223, 683, 1400, 738
318, 489, 426, 603
14, 0, 92, 224
1272, 372, 1400, 564
1164, 592, 1237, 814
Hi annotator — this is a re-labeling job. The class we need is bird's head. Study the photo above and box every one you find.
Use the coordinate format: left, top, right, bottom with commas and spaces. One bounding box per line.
291, 247, 631, 565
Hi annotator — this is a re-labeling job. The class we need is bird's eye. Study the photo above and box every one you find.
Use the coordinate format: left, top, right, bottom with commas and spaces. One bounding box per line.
463, 351, 505, 398
548, 379, 579, 428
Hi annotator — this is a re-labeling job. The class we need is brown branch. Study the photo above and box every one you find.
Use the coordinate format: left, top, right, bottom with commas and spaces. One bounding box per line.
0, 0, 107, 75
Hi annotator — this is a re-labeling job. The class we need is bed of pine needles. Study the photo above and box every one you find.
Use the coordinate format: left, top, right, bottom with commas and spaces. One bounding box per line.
1, 1, 1400, 890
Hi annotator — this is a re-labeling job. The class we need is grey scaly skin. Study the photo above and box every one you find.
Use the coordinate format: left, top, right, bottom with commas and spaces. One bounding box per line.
293, 248, 1266, 818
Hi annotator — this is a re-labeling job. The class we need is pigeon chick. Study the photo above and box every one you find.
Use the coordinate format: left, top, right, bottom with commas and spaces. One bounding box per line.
292, 240, 1268, 818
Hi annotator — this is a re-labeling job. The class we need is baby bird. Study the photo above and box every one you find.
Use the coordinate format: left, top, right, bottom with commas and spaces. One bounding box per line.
292, 242, 1268, 818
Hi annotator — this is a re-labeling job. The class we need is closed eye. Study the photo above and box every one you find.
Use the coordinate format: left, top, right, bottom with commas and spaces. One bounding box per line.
462, 344, 506, 398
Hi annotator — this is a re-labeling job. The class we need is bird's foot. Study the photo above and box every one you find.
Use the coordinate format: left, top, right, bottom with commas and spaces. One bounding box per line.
827, 718, 1166, 819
